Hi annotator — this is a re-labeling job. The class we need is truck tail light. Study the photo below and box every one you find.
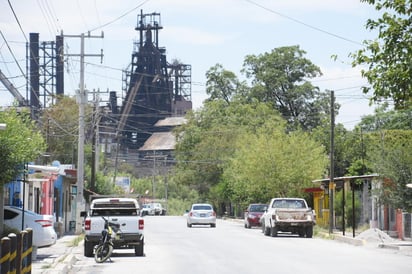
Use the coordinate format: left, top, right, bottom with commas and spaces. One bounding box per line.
139, 219, 144, 230
85, 219, 91, 230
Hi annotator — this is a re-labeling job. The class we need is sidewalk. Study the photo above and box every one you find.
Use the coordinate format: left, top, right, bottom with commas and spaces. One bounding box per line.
320, 228, 412, 256
32, 234, 84, 274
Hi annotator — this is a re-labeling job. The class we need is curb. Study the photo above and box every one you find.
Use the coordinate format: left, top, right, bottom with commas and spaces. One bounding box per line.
332, 234, 366, 246
40, 240, 83, 274
317, 232, 366, 246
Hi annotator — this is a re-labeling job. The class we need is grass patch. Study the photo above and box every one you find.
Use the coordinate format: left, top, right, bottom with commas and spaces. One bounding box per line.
58, 254, 68, 263
69, 234, 84, 247
314, 226, 335, 240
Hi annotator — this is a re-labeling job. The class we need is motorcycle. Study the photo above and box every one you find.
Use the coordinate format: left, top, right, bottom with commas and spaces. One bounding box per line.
94, 216, 122, 263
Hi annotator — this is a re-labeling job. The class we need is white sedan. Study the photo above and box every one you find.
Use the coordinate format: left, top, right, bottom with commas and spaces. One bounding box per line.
4, 206, 57, 247
186, 203, 216, 228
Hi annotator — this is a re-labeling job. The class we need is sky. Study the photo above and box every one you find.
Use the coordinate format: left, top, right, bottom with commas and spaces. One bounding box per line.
0, 0, 383, 129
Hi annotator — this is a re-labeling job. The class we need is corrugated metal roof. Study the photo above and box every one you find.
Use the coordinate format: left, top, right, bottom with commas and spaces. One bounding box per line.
154, 117, 186, 127
139, 132, 176, 151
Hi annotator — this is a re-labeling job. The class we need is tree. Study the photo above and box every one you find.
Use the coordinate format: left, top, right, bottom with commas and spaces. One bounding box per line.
205, 64, 249, 104
358, 103, 412, 131
174, 100, 285, 202
0, 108, 46, 235
351, 0, 412, 109
224, 126, 328, 206
173, 99, 329, 214
39, 96, 93, 163
367, 130, 412, 211
242, 45, 330, 130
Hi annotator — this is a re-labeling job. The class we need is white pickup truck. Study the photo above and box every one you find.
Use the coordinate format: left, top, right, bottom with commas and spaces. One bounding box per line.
81, 197, 144, 257
261, 197, 315, 238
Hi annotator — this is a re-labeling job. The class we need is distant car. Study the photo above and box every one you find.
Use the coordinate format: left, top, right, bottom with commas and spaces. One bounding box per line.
141, 203, 155, 216
151, 203, 166, 215
4, 206, 57, 247
244, 203, 267, 228
187, 203, 216, 228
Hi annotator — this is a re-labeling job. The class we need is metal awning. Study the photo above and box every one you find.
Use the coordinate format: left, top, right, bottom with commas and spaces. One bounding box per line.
312, 174, 380, 185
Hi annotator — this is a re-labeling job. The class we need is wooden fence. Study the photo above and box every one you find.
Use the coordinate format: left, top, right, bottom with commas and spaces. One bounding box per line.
0, 228, 33, 274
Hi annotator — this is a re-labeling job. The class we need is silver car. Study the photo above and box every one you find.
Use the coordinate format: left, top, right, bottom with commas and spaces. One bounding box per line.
186, 203, 216, 228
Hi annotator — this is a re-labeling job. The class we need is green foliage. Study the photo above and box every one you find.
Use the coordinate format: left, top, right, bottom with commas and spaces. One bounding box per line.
312, 123, 359, 177
366, 130, 412, 211
352, 0, 412, 109
174, 101, 284, 198
0, 108, 46, 185
241, 45, 332, 131
358, 103, 412, 131
166, 197, 197, 216
0, 108, 46, 235
173, 99, 328, 210
334, 189, 361, 228
224, 127, 328, 204
1, 225, 21, 238
205, 64, 248, 104
39, 96, 93, 163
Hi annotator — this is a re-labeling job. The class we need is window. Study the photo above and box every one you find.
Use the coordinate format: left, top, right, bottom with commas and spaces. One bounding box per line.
92, 209, 138, 216
193, 205, 212, 210
4, 209, 19, 220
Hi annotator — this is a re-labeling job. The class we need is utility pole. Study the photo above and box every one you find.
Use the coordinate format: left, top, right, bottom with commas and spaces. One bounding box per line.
62, 31, 103, 234
329, 90, 335, 234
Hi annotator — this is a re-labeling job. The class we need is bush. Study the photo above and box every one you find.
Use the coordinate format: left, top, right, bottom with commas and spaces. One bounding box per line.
1, 225, 21, 238
334, 189, 361, 228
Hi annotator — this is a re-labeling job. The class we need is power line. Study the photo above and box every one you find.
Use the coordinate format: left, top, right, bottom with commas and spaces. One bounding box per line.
244, 0, 363, 46
0, 30, 27, 81
7, 0, 28, 42
88, 0, 152, 32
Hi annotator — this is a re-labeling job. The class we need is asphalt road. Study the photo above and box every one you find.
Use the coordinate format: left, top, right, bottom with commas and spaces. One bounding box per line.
63, 216, 412, 274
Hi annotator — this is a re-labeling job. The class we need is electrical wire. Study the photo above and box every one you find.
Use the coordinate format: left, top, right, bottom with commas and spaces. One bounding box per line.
88, 0, 152, 32
7, 0, 28, 42
0, 30, 27, 81
244, 0, 363, 46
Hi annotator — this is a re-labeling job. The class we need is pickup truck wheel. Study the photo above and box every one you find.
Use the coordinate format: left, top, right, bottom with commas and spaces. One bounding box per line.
134, 238, 144, 256
306, 226, 313, 238
263, 225, 270, 236
298, 228, 305, 237
270, 227, 278, 237
84, 240, 94, 257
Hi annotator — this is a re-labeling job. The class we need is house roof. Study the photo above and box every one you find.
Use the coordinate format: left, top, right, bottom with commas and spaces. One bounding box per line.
139, 132, 176, 151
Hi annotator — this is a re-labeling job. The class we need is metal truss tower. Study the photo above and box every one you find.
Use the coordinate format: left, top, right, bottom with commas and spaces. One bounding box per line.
117, 10, 192, 150
29, 33, 64, 118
